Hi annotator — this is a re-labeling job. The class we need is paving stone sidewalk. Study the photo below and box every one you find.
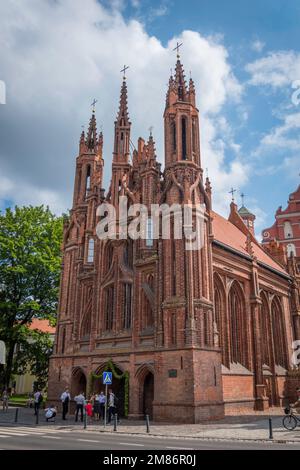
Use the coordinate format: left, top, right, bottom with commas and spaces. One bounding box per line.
1, 406, 300, 443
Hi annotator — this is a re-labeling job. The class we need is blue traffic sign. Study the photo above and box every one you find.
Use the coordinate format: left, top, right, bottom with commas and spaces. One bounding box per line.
103, 371, 112, 385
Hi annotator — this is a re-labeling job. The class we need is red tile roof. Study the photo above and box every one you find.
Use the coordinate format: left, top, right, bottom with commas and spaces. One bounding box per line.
28, 319, 56, 334
211, 211, 288, 276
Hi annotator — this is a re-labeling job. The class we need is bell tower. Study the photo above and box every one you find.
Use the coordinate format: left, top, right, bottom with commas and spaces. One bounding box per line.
109, 66, 131, 207
154, 46, 224, 422
164, 46, 201, 168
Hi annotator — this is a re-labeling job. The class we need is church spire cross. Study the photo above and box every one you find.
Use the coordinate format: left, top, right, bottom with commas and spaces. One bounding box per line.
229, 188, 237, 202
120, 65, 129, 80
173, 41, 183, 59
240, 192, 246, 206
91, 99, 98, 113
148, 125, 153, 137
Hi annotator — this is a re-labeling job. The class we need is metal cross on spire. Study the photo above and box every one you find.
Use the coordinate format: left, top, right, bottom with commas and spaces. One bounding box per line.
120, 64, 129, 80
149, 125, 153, 137
173, 41, 183, 59
229, 187, 237, 201
91, 99, 98, 113
240, 192, 246, 206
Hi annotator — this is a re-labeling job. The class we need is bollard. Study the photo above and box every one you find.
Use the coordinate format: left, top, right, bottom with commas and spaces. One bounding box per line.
113, 413, 117, 432
84, 412, 87, 429
35, 408, 39, 425
14, 408, 19, 423
268, 417, 273, 440
146, 414, 150, 433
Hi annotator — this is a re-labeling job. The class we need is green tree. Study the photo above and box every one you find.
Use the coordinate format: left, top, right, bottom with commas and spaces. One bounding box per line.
0, 205, 63, 389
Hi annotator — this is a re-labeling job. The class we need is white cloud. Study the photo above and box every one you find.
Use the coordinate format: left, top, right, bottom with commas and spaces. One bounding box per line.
0, 0, 245, 217
251, 40, 265, 53
246, 51, 300, 88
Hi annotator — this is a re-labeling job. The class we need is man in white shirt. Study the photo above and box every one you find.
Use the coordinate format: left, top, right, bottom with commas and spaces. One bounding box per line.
60, 388, 71, 420
74, 392, 85, 422
45, 405, 57, 422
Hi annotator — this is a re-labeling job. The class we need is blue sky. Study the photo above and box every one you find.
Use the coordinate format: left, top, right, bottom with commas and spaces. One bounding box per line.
0, 0, 299, 236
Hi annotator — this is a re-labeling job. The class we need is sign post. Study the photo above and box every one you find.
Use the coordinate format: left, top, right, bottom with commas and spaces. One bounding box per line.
102, 371, 112, 428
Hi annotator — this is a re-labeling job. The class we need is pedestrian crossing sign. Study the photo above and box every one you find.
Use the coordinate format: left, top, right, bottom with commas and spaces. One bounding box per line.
103, 371, 112, 385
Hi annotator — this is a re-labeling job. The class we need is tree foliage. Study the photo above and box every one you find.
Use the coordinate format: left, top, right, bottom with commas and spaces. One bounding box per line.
0, 205, 63, 389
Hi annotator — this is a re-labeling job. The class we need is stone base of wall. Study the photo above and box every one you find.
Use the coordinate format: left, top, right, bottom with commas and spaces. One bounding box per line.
153, 401, 224, 423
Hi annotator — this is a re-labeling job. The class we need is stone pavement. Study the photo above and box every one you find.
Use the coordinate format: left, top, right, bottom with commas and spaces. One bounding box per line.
1, 406, 300, 443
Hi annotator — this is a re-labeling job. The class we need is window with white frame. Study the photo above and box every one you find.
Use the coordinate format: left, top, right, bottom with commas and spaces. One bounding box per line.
283, 221, 293, 239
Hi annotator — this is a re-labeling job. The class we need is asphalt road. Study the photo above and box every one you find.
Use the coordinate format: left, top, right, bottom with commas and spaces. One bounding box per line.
0, 425, 299, 450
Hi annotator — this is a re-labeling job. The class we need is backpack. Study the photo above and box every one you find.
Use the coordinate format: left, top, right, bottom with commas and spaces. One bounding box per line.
38, 393, 43, 403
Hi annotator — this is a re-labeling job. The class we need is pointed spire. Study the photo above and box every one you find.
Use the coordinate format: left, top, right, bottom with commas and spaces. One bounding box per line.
174, 59, 187, 101
116, 78, 130, 126
86, 112, 97, 151
79, 127, 86, 154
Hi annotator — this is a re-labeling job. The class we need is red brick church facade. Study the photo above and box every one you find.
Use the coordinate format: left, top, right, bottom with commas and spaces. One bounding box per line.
48, 56, 300, 422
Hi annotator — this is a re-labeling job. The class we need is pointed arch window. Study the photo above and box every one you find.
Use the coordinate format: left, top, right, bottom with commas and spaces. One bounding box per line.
120, 132, 124, 154
87, 238, 94, 263
61, 327, 66, 354
271, 297, 287, 368
171, 120, 176, 152
284, 221, 293, 239
228, 282, 248, 368
192, 118, 196, 154
85, 165, 91, 197
260, 293, 272, 367
181, 117, 187, 160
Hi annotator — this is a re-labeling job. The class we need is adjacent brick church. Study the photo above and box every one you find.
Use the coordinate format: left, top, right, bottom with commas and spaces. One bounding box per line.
48, 54, 300, 422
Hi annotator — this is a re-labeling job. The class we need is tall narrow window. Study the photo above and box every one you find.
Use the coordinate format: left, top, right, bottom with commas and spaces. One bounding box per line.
228, 282, 247, 367
271, 297, 287, 368
171, 312, 176, 345
181, 117, 187, 160
123, 283, 132, 329
87, 238, 94, 263
283, 221, 293, 239
171, 120, 176, 152
105, 286, 114, 331
124, 240, 134, 268
61, 328, 66, 354
85, 165, 91, 197
120, 132, 124, 154
146, 218, 153, 247
192, 118, 196, 153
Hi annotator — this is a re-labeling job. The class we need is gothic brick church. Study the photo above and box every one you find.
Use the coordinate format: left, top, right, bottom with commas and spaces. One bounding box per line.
48, 54, 300, 422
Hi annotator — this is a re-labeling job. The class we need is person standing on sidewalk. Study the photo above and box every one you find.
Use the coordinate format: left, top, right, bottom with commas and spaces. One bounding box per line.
60, 388, 71, 420
108, 389, 116, 424
99, 391, 106, 421
34, 390, 43, 416
2, 389, 9, 412
74, 391, 85, 422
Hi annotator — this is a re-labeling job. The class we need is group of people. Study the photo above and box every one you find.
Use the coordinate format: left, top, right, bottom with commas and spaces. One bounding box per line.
59, 387, 118, 424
